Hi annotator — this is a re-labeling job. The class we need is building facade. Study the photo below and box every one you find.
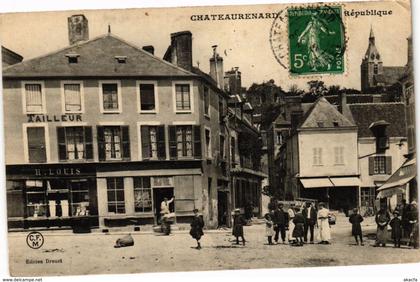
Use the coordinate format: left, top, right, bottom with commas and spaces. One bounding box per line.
3, 15, 263, 230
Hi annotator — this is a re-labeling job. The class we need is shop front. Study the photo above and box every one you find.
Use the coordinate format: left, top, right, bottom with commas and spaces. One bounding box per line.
6, 164, 98, 230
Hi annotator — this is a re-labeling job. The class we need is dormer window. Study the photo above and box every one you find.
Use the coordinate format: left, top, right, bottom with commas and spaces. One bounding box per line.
333, 121, 339, 127
115, 56, 127, 64
65, 53, 80, 64
317, 121, 324, 127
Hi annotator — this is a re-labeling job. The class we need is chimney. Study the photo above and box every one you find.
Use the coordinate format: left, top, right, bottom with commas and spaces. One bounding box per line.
209, 45, 224, 88
169, 31, 193, 71
142, 45, 154, 55
68, 14, 89, 45
338, 92, 347, 114
225, 67, 242, 95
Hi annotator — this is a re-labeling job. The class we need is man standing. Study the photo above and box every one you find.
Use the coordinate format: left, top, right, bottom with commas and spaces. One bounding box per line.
303, 202, 317, 244
273, 203, 289, 244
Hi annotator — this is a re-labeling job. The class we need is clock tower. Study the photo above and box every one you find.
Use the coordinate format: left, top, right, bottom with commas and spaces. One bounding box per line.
360, 27, 383, 92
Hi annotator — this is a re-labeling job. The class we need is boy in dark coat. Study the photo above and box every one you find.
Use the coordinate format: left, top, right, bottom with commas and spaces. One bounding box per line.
232, 208, 247, 246
190, 209, 204, 249
389, 210, 402, 248
349, 208, 364, 245
292, 207, 305, 246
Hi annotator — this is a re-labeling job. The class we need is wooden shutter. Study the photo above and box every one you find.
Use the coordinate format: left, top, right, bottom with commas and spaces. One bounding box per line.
84, 126, 93, 160
168, 125, 177, 160
97, 126, 105, 161
157, 125, 166, 160
368, 157, 374, 175
121, 126, 131, 160
141, 126, 151, 160
386, 156, 392, 175
193, 125, 202, 159
57, 127, 67, 161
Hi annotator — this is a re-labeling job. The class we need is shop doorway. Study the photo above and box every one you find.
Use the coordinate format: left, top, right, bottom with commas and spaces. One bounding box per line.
217, 191, 228, 227
153, 188, 174, 224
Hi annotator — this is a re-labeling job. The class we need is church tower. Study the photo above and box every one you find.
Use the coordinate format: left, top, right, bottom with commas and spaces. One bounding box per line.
361, 27, 383, 92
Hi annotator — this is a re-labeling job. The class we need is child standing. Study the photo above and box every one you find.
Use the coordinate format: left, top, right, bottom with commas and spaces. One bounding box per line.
265, 213, 275, 245
190, 208, 204, 249
349, 208, 364, 245
389, 210, 402, 248
292, 207, 305, 246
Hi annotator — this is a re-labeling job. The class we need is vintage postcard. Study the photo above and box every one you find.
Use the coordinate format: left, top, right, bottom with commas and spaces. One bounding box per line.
0, 0, 418, 277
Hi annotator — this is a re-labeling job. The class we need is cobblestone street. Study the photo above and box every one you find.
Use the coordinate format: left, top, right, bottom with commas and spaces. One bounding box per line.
7, 214, 420, 276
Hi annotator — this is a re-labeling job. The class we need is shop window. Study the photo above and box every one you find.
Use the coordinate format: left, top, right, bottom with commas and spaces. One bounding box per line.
139, 83, 156, 112
63, 83, 82, 112
25, 180, 47, 218
6, 180, 24, 218
70, 180, 90, 216
204, 86, 210, 116
57, 126, 93, 161
369, 156, 392, 175
97, 126, 130, 161
140, 125, 166, 160
134, 177, 152, 213
168, 125, 201, 159
26, 126, 47, 163
175, 84, 191, 111
24, 83, 45, 113
107, 177, 125, 214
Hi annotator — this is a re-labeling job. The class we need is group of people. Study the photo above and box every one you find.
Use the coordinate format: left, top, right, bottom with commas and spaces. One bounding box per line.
186, 199, 419, 250
373, 200, 418, 249
263, 202, 331, 246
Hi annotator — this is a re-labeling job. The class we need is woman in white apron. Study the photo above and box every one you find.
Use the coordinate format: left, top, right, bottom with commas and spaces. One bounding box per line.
317, 203, 331, 244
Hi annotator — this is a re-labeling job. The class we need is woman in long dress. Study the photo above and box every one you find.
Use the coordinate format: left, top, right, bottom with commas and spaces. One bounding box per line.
287, 204, 296, 244
375, 207, 390, 247
317, 203, 331, 244
190, 209, 204, 249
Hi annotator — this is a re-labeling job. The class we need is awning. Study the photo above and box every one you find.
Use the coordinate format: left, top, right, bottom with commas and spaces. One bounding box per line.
330, 177, 361, 187
377, 157, 416, 198
300, 177, 360, 189
300, 178, 334, 188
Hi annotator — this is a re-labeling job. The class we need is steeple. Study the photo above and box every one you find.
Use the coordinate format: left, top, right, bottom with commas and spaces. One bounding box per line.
369, 25, 375, 44
364, 26, 380, 62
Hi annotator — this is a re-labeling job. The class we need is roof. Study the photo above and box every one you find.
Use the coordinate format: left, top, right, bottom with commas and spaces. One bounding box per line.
349, 102, 407, 137
274, 113, 291, 126
325, 94, 385, 104
299, 97, 356, 129
3, 34, 196, 78
374, 67, 406, 85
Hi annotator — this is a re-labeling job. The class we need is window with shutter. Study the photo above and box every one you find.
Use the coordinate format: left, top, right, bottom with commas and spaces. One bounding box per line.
97, 126, 105, 161
84, 127, 93, 159
26, 127, 47, 163
386, 156, 392, 175
63, 83, 82, 112
368, 157, 374, 175
100, 81, 121, 113
156, 125, 166, 159
193, 125, 202, 159
169, 126, 177, 160
373, 156, 386, 174
58, 126, 92, 161
121, 126, 130, 160
141, 126, 151, 160
175, 84, 191, 111
24, 83, 44, 113
205, 128, 211, 158
204, 86, 210, 116
57, 127, 67, 161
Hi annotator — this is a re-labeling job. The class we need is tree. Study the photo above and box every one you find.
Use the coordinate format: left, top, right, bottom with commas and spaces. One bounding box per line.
287, 84, 305, 96
307, 80, 327, 97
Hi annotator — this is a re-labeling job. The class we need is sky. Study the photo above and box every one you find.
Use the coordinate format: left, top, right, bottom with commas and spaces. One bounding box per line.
0, 1, 412, 91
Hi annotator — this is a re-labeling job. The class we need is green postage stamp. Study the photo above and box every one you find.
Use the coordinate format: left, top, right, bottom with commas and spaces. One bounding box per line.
288, 6, 345, 75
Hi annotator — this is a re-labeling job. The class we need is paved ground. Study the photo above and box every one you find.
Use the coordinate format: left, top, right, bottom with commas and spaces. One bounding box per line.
7, 214, 420, 276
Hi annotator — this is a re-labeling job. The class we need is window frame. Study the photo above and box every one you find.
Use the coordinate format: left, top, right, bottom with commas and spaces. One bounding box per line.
172, 81, 194, 114
22, 123, 50, 163
204, 127, 212, 160
333, 146, 345, 165
21, 81, 46, 114
61, 80, 85, 114
99, 80, 122, 114
136, 80, 159, 114
312, 147, 323, 166
373, 156, 387, 175
106, 177, 126, 214
203, 86, 210, 118
137, 121, 164, 161
133, 176, 153, 214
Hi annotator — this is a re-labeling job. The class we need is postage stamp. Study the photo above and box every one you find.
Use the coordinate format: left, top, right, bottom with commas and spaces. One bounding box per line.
287, 5, 345, 75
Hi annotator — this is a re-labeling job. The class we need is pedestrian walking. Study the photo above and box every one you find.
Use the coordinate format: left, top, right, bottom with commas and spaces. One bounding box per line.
190, 209, 204, 249
292, 207, 305, 246
232, 208, 246, 246
302, 202, 317, 244
389, 210, 402, 248
375, 206, 390, 247
317, 203, 331, 244
265, 212, 275, 245
349, 208, 364, 246
273, 203, 288, 244
287, 203, 296, 244
408, 201, 419, 249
